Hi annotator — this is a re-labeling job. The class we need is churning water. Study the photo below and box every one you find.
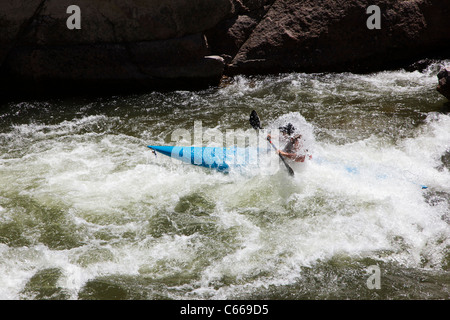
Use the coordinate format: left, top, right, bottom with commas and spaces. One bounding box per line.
0, 62, 449, 299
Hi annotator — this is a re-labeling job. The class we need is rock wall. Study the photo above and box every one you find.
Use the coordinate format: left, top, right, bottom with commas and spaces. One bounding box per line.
1, 0, 450, 97
437, 67, 450, 100
210, 0, 450, 74
0, 0, 231, 96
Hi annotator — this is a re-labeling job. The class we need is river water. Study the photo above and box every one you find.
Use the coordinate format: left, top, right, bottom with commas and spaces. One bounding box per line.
0, 62, 449, 300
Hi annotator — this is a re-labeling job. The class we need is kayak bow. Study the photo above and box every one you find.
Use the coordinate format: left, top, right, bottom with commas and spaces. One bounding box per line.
148, 145, 262, 172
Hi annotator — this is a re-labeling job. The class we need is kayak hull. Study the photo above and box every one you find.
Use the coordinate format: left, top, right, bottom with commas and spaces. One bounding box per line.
148, 146, 263, 172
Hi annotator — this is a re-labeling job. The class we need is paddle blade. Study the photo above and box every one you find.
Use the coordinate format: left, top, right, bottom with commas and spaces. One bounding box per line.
249, 110, 295, 177
284, 159, 295, 176
249, 110, 262, 130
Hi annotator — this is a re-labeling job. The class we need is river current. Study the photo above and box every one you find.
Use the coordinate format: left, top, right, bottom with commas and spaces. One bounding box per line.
0, 62, 449, 299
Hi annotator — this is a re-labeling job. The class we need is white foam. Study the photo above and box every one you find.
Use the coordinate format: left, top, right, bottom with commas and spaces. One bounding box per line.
1, 66, 449, 299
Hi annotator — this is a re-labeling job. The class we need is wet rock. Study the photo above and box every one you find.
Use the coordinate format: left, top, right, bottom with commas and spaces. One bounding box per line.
437, 67, 450, 100
226, 0, 450, 75
404, 59, 438, 72
205, 0, 275, 59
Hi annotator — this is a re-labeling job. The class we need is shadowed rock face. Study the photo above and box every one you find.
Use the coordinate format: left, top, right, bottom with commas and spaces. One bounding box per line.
0, 0, 231, 96
1, 0, 450, 97
217, 0, 450, 74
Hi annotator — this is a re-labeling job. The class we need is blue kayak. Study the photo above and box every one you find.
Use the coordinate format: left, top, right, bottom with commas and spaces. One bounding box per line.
148, 146, 264, 172
148, 145, 428, 188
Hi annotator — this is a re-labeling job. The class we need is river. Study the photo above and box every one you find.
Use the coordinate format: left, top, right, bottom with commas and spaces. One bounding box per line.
0, 62, 449, 299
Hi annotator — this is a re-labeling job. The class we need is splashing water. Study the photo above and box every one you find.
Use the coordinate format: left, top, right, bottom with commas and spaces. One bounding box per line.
0, 62, 449, 299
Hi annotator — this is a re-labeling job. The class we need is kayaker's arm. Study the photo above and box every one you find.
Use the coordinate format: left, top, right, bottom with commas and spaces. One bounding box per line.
277, 150, 306, 162
267, 134, 311, 162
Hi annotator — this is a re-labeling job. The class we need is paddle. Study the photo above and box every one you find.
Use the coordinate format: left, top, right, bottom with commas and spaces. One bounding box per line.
249, 110, 295, 176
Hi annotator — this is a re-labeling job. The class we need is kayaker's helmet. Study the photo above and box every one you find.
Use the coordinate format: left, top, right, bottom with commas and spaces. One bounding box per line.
279, 123, 295, 136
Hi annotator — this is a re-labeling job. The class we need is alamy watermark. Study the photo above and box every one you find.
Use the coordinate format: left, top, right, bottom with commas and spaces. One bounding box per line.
366, 5, 381, 30
66, 5, 81, 30
366, 265, 381, 290
65, 4, 382, 31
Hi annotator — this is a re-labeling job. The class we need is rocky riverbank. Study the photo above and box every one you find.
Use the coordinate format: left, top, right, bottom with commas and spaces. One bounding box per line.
1, 0, 450, 98
437, 67, 450, 101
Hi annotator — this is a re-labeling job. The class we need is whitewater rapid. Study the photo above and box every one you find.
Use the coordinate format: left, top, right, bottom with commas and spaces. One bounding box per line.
0, 63, 449, 299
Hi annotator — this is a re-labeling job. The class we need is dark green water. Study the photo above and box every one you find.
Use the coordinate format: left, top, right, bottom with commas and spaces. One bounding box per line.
0, 63, 449, 299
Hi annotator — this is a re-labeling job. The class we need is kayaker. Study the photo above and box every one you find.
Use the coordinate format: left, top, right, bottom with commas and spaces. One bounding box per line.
267, 123, 312, 162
